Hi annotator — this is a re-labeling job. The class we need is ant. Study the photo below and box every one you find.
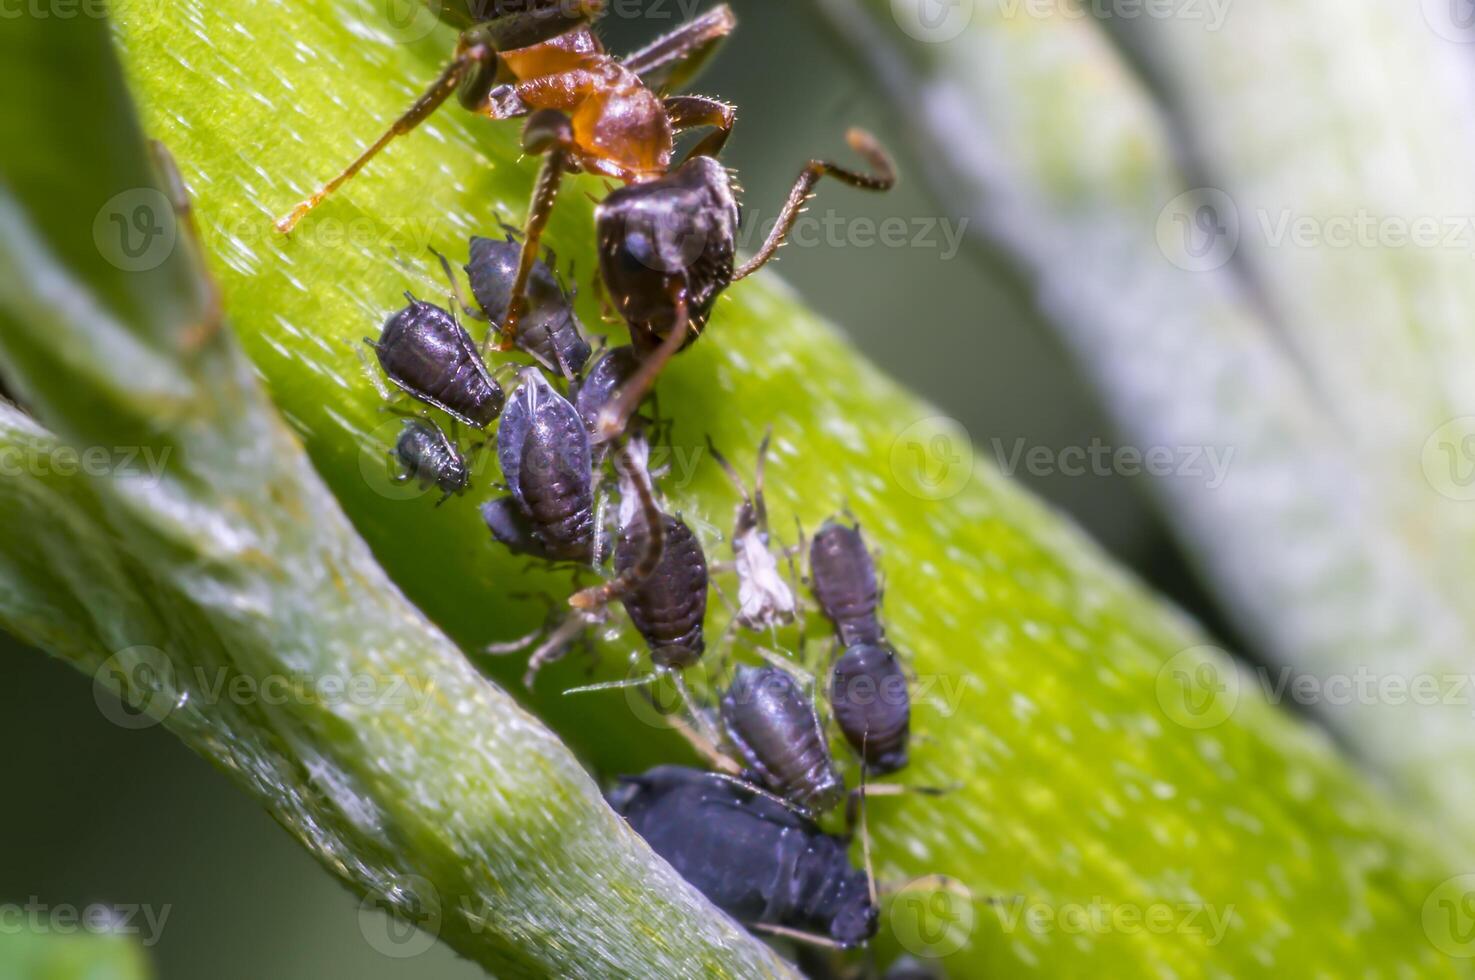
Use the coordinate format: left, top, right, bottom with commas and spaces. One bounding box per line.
275, 1, 895, 441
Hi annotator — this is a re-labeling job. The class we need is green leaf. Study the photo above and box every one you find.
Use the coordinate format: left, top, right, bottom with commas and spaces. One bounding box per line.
0, 931, 153, 980
0, 0, 1468, 976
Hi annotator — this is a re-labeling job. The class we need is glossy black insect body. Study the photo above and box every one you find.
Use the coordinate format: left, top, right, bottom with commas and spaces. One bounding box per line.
617, 511, 708, 667
830, 644, 910, 774
483, 369, 594, 563
369, 294, 504, 427
609, 765, 877, 949
392, 418, 470, 503
571, 345, 642, 436
721, 664, 845, 815
810, 520, 882, 647
465, 233, 591, 378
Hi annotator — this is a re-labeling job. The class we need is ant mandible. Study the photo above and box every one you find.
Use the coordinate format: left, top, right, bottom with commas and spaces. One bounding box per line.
277, 0, 896, 439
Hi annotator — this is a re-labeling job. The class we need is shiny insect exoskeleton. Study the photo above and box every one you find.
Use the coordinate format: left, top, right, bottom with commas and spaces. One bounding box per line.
830, 643, 910, 774
277, 1, 895, 443
708, 429, 797, 632
616, 509, 709, 669
459, 233, 592, 378
721, 664, 845, 816
367, 294, 504, 427
391, 418, 470, 504
609, 765, 878, 950
571, 344, 641, 437
482, 369, 594, 563
810, 519, 883, 647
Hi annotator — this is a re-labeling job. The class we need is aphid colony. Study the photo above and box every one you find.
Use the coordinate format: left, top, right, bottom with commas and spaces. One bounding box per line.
277, 0, 930, 963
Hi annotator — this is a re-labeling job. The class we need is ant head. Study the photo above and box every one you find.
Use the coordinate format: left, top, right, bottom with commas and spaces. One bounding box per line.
595, 156, 739, 347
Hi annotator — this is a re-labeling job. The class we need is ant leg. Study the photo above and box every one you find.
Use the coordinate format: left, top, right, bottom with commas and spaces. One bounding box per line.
623, 4, 737, 92
595, 289, 692, 443
664, 95, 736, 161
486, 109, 577, 356
569, 437, 664, 610
733, 129, 898, 281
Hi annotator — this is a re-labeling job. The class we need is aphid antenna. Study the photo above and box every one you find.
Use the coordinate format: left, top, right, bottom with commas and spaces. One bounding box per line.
746, 922, 846, 951
428, 245, 487, 322
653, 687, 743, 775
858, 735, 878, 909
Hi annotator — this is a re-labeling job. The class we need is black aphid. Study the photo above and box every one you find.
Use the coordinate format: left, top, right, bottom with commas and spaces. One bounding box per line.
809, 519, 882, 647
721, 664, 845, 815
615, 509, 708, 668
457, 233, 592, 378
367, 294, 504, 427
571, 345, 642, 437
391, 418, 470, 504
483, 369, 594, 563
831, 643, 910, 774
609, 765, 878, 949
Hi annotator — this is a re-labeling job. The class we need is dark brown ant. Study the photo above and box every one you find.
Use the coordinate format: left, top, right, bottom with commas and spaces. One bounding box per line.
275, 1, 895, 441
367, 294, 505, 427
391, 417, 471, 504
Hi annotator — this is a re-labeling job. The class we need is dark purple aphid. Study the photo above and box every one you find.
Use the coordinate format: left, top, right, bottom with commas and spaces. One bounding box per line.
721, 664, 845, 815
367, 294, 504, 427
609, 765, 877, 949
617, 511, 707, 668
810, 519, 882, 647
464, 233, 592, 378
391, 418, 470, 504
571, 345, 642, 436
483, 369, 594, 563
830, 643, 910, 774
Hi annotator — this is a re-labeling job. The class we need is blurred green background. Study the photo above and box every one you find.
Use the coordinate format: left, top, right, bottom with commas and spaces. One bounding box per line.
0, 3, 1209, 977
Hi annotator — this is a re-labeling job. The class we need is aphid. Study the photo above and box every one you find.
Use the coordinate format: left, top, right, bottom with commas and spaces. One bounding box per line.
482, 368, 595, 563
809, 519, 883, 647
721, 664, 845, 816
367, 294, 504, 427
830, 643, 910, 774
707, 429, 797, 632
391, 417, 470, 504
571, 344, 642, 437
436, 233, 592, 378
276, 1, 895, 441
613, 508, 709, 669
608, 765, 878, 949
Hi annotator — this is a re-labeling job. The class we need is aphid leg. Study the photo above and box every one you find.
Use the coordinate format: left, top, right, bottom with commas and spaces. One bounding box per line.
669, 669, 727, 754
274, 6, 595, 232
656, 691, 744, 775
733, 129, 897, 281
356, 342, 396, 402
518, 611, 601, 688
486, 109, 577, 356
430, 245, 486, 321
622, 4, 736, 92
747, 923, 847, 950
858, 742, 878, 909
569, 438, 665, 610
596, 288, 692, 443
754, 646, 812, 686
664, 94, 736, 161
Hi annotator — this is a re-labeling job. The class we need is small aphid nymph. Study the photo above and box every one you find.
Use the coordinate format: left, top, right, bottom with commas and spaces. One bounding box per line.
810, 519, 883, 647
392, 418, 470, 504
